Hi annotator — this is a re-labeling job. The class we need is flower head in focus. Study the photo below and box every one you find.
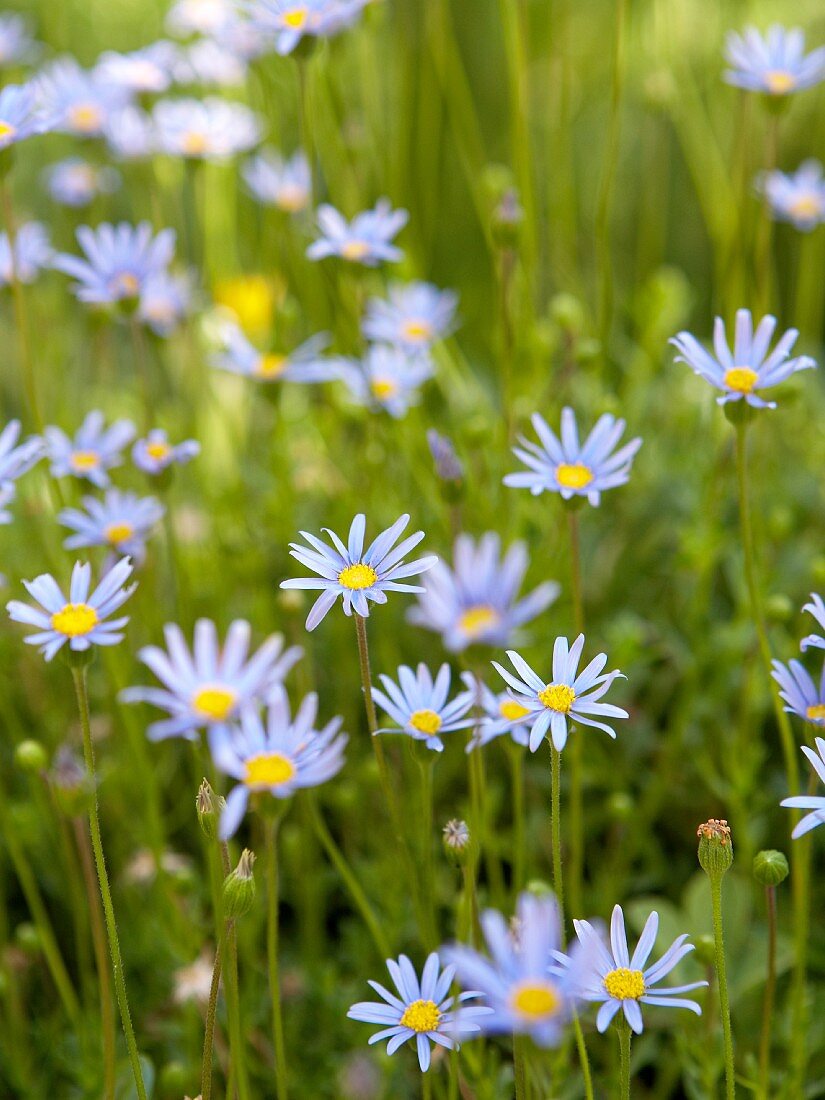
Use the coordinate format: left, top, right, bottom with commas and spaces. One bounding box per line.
724, 26, 825, 96
307, 201, 408, 266
460, 673, 531, 751
772, 658, 825, 727
45, 411, 135, 488
372, 663, 475, 752
781, 737, 825, 838
801, 594, 825, 652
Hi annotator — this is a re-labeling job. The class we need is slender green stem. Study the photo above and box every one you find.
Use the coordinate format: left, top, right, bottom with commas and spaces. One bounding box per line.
0, 177, 43, 433
513, 1033, 528, 1100
217, 841, 251, 1100
550, 747, 564, 927
754, 114, 779, 313
71, 666, 147, 1100
572, 1011, 595, 1100
710, 876, 735, 1100
72, 817, 116, 1100
266, 818, 289, 1100
757, 884, 776, 1098
567, 508, 585, 920
509, 745, 525, 892
617, 1017, 631, 1100
419, 756, 437, 943
422, 1067, 433, 1100
200, 934, 224, 1100
129, 314, 153, 432
296, 59, 317, 205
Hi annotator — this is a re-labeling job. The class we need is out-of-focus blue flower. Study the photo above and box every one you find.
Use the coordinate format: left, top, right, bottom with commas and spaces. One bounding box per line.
759, 160, 825, 231
363, 282, 458, 353
371, 663, 475, 752
44, 158, 120, 208
53, 222, 176, 306
153, 97, 262, 159
505, 408, 641, 505
212, 320, 339, 383
95, 43, 178, 94
133, 429, 200, 475
121, 619, 302, 742
724, 26, 825, 96
45, 410, 135, 488
167, 0, 237, 37
0, 14, 39, 67
138, 269, 194, 335
460, 673, 531, 751
0, 82, 53, 149
245, 0, 369, 56
209, 688, 347, 837
569, 905, 706, 1034
443, 892, 590, 1047
37, 58, 131, 137
671, 309, 816, 410
408, 533, 559, 652
802, 593, 825, 652
781, 737, 825, 838
173, 39, 247, 87
243, 149, 311, 212
0, 419, 43, 523
337, 344, 433, 418
104, 106, 155, 160
280, 513, 438, 631
772, 658, 825, 726
0, 221, 52, 286
492, 636, 628, 753
7, 557, 136, 661
58, 489, 165, 561
307, 200, 407, 266
427, 429, 463, 482
348, 952, 491, 1073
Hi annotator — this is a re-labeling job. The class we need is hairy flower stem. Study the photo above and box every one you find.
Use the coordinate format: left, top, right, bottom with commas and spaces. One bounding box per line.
266, 818, 289, 1100
757, 884, 777, 1098
217, 842, 251, 1100
567, 508, 585, 920
617, 1017, 631, 1099
200, 935, 223, 1100
513, 1033, 529, 1099
710, 876, 735, 1100
508, 744, 525, 891
71, 666, 147, 1100
550, 747, 565, 924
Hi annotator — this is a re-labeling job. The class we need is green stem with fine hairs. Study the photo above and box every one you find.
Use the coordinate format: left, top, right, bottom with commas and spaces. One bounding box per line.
200, 934, 223, 1100
710, 874, 735, 1100
567, 507, 585, 921
266, 817, 289, 1100
217, 842, 251, 1100
757, 884, 777, 1098
617, 1016, 631, 1100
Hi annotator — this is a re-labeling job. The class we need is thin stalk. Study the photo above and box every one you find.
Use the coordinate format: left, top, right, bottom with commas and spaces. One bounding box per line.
509, 745, 525, 892
0, 176, 43, 432
422, 1067, 433, 1100
201, 934, 223, 1100
550, 747, 564, 926
419, 756, 437, 942
572, 1011, 595, 1100
71, 666, 147, 1100
217, 841, 251, 1100
129, 315, 153, 432
757, 884, 777, 1097
567, 508, 585, 920
266, 818, 289, 1100
754, 114, 780, 313
296, 59, 317, 205
617, 1017, 631, 1100
514, 1033, 528, 1100
710, 876, 735, 1100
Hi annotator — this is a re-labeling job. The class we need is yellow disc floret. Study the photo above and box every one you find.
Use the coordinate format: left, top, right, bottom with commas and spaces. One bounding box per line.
723, 366, 758, 394
69, 103, 103, 133
400, 999, 440, 1033
371, 379, 397, 400
500, 700, 531, 721
603, 967, 645, 1001
538, 683, 576, 713
51, 603, 99, 638
458, 605, 499, 639
191, 685, 237, 721
146, 441, 172, 461
510, 982, 561, 1019
71, 450, 101, 472
806, 704, 825, 722
338, 563, 378, 590
789, 194, 823, 221
283, 6, 308, 28
0, 121, 17, 141
402, 319, 433, 343
764, 70, 796, 95
256, 354, 287, 378
244, 752, 296, 787
105, 522, 135, 546
556, 463, 593, 490
182, 131, 208, 155
409, 709, 442, 736
341, 240, 369, 261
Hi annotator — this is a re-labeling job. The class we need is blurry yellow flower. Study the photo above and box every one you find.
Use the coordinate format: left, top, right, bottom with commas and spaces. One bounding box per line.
213, 274, 283, 337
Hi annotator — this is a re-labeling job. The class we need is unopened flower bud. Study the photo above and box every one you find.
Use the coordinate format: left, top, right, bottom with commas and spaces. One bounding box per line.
223, 849, 256, 920
15, 740, 48, 774
50, 745, 93, 817
697, 819, 733, 878
196, 779, 224, 840
442, 819, 471, 864
693, 934, 716, 967
753, 849, 789, 887
524, 879, 554, 899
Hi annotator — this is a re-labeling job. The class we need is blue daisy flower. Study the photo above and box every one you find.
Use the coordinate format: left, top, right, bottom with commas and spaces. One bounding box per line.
58, 489, 165, 561
460, 673, 531, 752
243, 149, 311, 212
0, 419, 43, 524
0, 221, 52, 287
724, 25, 825, 96
121, 619, 302, 742
772, 658, 825, 726
209, 687, 347, 838
759, 160, 825, 231
53, 222, 176, 306
348, 952, 491, 1073
45, 411, 136, 488
0, 82, 53, 149
212, 320, 339, 383
504, 407, 641, 505
801, 593, 825, 652
336, 344, 434, 418
137, 269, 194, 336
153, 97, 262, 159
307, 200, 408, 266
362, 282, 459, 353
569, 905, 706, 1034
443, 892, 591, 1048
371, 663, 474, 752
37, 58, 131, 137
0, 14, 39, 67
671, 309, 817, 410
781, 737, 825, 838
280, 513, 438, 631
6, 557, 136, 661
43, 158, 121, 208
245, 0, 369, 55
132, 429, 200, 475
492, 636, 628, 753
408, 533, 559, 652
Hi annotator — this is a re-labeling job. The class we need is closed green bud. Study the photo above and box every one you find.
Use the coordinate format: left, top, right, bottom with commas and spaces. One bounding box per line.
223, 849, 256, 920
693, 933, 716, 968
442, 819, 472, 865
697, 819, 734, 878
753, 849, 789, 887
196, 779, 224, 840
15, 740, 48, 774
525, 879, 554, 899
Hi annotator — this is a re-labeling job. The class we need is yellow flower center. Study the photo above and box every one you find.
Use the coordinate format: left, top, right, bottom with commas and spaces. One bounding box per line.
400, 999, 440, 1033
112, 272, 140, 297
556, 462, 593, 490
0, 120, 17, 141
51, 602, 99, 638
458, 605, 499, 639
244, 751, 296, 787
764, 70, 796, 95
806, 704, 825, 722
341, 240, 369, 261
70, 450, 101, 472
183, 130, 208, 155
283, 6, 308, 28
191, 685, 237, 721
146, 441, 172, 461
500, 699, 531, 721
215, 275, 275, 335
538, 683, 576, 713
277, 185, 307, 212
256, 353, 288, 378
409, 709, 442, 735
789, 194, 822, 220
371, 378, 397, 400
69, 103, 103, 132
510, 982, 561, 1019
338, 563, 378, 590
105, 522, 135, 545
724, 366, 758, 394
402, 318, 433, 343
603, 967, 646, 1001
